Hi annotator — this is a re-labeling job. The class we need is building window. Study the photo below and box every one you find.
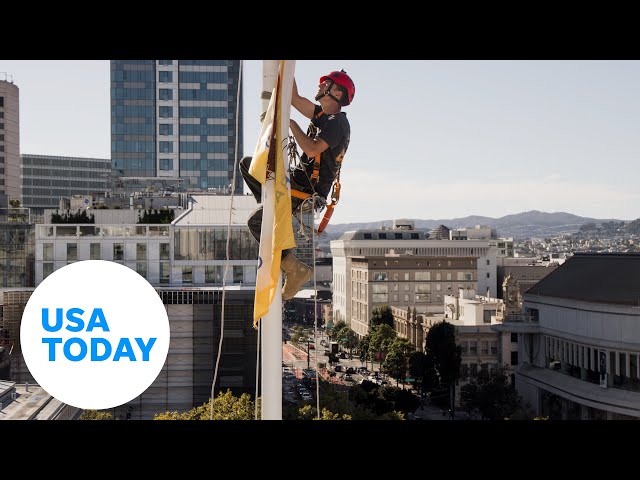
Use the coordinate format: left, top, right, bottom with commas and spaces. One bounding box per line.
490, 341, 497, 355
158, 60, 173, 65
43, 243, 53, 261
511, 333, 518, 343
404, 294, 409, 302
481, 341, 489, 355
486, 272, 490, 278
378, 233, 387, 239
159, 159, 173, 170
90, 243, 100, 260
205, 265, 223, 284
159, 106, 173, 118
415, 272, 430, 281
0, 97, 3, 107
470, 364, 478, 376
371, 284, 388, 303
159, 71, 173, 83
136, 262, 147, 277
67, 243, 77, 262
136, 243, 147, 260
469, 342, 477, 355
43, 262, 53, 280
160, 263, 170, 284
160, 243, 170, 260
159, 141, 173, 153
372, 272, 388, 281
159, 124, 173, 136
182, 266, 192, 284
511, 351, 519, 366
233, 266, 243, 284
486, 259, 490, 265
159, 89, 173, 101
113, 243, 124, 261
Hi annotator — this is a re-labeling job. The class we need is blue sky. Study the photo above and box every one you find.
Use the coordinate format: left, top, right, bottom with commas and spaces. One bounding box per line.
2, 60, 639, 223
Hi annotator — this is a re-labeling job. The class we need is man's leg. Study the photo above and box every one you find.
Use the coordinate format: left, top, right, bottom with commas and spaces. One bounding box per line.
240, 156, 262, 203
281, 196, 311, 300
247, 205, 263, 244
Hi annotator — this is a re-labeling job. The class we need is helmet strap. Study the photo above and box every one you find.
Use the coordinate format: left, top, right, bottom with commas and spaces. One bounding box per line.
315, 80, 343, 106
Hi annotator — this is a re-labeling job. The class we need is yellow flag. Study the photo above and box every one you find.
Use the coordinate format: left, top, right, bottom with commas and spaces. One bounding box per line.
251, 61, 296, 326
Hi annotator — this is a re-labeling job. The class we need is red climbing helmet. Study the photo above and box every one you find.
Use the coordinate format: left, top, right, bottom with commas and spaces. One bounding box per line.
319, 69, 355, 106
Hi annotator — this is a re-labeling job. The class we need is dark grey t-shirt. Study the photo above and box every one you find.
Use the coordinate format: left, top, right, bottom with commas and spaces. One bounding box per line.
291, 104, 350, 199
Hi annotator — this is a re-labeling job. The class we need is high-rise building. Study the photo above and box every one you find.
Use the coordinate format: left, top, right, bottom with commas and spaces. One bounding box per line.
0, 78, 21, 200
110, 60, 243, 193
21, 154, 110, 213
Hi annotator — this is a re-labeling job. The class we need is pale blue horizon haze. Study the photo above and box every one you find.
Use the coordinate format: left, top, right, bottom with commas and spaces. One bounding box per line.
1, 60, 639, 224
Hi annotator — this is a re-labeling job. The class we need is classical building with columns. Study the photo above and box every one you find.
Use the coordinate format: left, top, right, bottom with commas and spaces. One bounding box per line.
493, 253, 640, 419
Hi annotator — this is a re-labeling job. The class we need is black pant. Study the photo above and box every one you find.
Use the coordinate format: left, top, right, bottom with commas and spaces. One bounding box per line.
240, 156, 309, 259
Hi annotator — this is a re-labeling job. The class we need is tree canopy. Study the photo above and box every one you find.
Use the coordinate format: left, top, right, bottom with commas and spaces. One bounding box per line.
153, 390, 257, 420
371, 306, 394, 328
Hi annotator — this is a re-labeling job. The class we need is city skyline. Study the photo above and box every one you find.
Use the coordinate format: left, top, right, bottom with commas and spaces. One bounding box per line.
1, 60, 639, 223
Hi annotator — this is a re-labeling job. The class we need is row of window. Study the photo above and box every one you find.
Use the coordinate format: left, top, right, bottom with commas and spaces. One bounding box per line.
111, 70, 155, 83
44, 242, 170, 262
370, 271, 474, 282
459, 340, 498, 356
460, 363, 499, 377
174, 228, 258, 261
112, 87, 155, 101
43, 261, 250, 286
112, 123, 155, 135
112, 105, 155, 118
111, 140, 155, 154
367, 292, 444, 304
545, 336, 639, 379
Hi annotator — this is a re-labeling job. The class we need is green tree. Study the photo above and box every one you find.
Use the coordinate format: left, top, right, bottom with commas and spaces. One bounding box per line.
79, 409, 113, 420
368, 324, 397, 369
359, 334, 371, 367
383, 338, 413, 388
297, 404, 352, 420
154, 390, 257, 420
424, 320, 461, 418
336, 326, 357, 355
371, 305, 394, 328
328, 320, 347, 341
460, 368, 523, 420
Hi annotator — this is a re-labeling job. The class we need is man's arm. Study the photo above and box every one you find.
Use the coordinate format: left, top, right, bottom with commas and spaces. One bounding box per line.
291, 78, 316, 119
290, 119, 329, 158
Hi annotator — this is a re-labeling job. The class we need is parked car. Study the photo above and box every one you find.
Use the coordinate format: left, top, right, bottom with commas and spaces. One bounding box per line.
346, 367, 355, 374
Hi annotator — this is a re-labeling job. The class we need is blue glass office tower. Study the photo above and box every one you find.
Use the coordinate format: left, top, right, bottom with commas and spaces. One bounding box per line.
110, 60, 243, 192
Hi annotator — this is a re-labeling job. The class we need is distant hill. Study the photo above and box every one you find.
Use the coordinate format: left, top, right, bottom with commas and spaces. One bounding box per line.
322, 210, 627, 241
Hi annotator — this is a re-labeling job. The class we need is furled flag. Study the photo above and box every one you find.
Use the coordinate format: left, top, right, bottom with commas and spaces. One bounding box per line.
249, 60, 296, 326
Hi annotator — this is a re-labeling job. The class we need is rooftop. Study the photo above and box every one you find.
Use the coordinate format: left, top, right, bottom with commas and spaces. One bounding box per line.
526, 253, 640, 306
173, 194, 256, 226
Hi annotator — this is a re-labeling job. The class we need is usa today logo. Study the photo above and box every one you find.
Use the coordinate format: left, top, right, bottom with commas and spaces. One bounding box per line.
21, 261, 170, 410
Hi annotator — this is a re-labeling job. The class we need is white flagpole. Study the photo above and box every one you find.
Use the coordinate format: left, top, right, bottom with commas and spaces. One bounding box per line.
261, 60, 283, 420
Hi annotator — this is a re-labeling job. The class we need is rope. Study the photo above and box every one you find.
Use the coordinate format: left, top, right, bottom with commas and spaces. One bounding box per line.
210, 59, 243, 420
311, 194, 321, 420
255, 320, 261, 420
298, 194, 321, 420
